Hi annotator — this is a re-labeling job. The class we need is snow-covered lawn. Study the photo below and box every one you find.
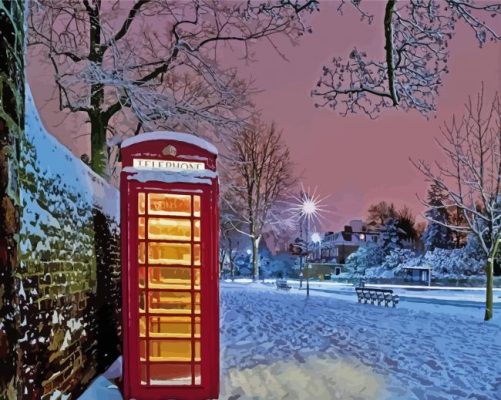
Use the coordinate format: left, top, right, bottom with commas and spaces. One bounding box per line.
220, 282, 501, 400
80, 282, 501, 399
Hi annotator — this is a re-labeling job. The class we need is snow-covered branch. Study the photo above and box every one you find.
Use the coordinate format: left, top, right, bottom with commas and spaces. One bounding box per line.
312, 0, 501, 118
28, 0, 318, 174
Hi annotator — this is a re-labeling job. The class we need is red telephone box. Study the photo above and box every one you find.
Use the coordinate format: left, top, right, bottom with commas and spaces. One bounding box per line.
120, 132, 219, 400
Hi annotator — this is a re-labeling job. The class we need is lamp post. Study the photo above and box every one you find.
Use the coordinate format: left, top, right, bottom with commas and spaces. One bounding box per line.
291, 187, 328, 295
301, 197, 317, 297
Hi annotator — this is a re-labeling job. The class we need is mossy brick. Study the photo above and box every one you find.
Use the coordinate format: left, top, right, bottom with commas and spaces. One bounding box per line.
53, 273, 67, 285
40, 273, 51, 285
26, 261, 44, 274
22, 274, 39, 288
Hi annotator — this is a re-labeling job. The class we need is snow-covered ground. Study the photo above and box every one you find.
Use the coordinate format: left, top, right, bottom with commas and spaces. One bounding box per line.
220, 282, 501, 399
81, 282, 501, 399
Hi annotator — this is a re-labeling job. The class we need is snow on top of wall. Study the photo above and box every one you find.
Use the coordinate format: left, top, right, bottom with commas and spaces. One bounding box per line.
25, 85, 119, 219
123, 166, 218, 185
121, 131, 218, 155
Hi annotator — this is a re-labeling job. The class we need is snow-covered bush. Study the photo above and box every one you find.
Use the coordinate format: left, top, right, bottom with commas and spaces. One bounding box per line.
345, 243, 385, 274
264, 252, 298, 278
463, 232, 486, 260
382, 248, 416, 270
422, 248, 485, 277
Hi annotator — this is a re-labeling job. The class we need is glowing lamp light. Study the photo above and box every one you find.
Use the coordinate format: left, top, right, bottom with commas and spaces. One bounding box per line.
302, 199, 317, 216
246, 249, 252, 255
311, 232, 322, 243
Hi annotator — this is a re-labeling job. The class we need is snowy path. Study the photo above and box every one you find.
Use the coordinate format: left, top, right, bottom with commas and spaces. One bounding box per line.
220, 283, 501, 400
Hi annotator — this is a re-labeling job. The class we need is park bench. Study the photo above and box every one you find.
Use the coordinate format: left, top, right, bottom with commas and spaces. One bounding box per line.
355, 287, 399, 307
276, 279, 291, 290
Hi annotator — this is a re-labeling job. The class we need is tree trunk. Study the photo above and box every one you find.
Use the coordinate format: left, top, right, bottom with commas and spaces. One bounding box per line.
230, 252, 235, 281
299, 256, 304, 288
485, 240, 500, 321
252, 236, 261, 281
485, 259, 493, 321
90, 114, 108, 176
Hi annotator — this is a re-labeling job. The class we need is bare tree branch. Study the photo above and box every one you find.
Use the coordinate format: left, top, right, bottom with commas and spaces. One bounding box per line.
312, 0, 501, 118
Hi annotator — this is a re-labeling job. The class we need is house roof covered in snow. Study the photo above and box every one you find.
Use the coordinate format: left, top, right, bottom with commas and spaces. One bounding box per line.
121, 131, 218, 155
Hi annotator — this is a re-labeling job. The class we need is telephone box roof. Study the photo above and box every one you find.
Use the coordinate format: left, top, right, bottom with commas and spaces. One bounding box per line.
122, 166, 217, 185
121, 131, 218, 155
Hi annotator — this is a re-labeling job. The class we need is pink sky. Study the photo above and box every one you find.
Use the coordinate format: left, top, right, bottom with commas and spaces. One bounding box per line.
28, 1, 501, 232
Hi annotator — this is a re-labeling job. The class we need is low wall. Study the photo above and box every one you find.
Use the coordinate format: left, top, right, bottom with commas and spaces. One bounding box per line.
12, 87, 121, 399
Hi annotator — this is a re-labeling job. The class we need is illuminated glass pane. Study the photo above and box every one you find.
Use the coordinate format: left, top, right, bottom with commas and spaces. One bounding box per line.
150, 363, 192, 386
138, 193, 146, 215
148, 243, 191, 265
194, 269, 201, 290
139, 291, 146, 313
141, 363, 147, 385
149, 316, 192, 338
138, 242, 145, 264
148, 218, 191, 241
194, 220, 200, 241
194, 196, 201, 217
195, 364, 201, 385
149, 340, 191, 361
148, 194, 191, 216
195, 340, 201, 362
195, 317, 201, 338
149, 267, 191, 289
139, 267, 145, 288
148, 291, 192, 314
138, 217, 145, 239
139, 317, 146, 338
194, 244, 200, 266
194, 292, 201, 314
140, 340, 147, 361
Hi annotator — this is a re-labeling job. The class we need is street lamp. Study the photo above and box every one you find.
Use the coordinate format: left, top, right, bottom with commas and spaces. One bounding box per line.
311, 232, 321, 244
301, 197, 317, 298
289, 186, 330, 295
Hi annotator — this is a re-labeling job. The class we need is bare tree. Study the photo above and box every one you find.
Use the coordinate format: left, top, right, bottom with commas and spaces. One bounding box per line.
367, 200, 397, 226
28, 0, 318, 175
413, 86, 501, 320
225, 122, 296, 281
312, 0, 501, 118
219, 189, 243, 281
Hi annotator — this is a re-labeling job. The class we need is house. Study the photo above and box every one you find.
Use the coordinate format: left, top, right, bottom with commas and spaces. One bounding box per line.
311, 218, 416, 265
311, 219, 381, 264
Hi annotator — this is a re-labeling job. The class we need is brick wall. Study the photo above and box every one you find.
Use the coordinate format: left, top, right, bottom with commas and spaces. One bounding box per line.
10, 87, 122, 400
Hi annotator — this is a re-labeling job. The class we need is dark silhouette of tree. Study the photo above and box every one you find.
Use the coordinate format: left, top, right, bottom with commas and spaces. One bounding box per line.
367, 201, 397, 226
